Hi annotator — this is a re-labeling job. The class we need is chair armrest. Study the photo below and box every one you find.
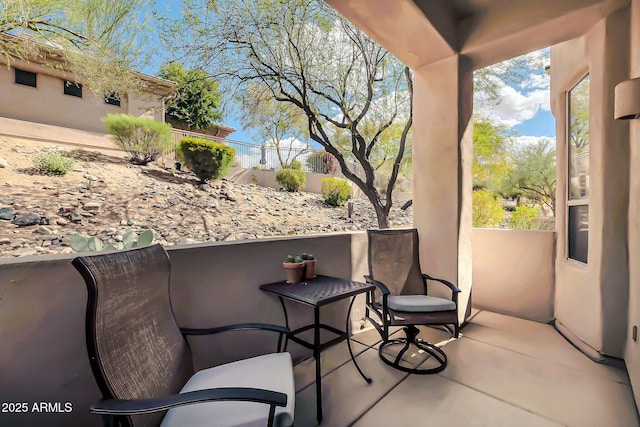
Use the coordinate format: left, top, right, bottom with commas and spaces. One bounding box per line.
421, 274, 461, 293
180, 323, 290, 337
90, 387, 288, 416
364, 275, 390, 295
181, 324, 290, 353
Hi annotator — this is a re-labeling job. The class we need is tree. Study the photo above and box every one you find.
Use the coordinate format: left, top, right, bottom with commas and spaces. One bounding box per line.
502, 138, 556, 215
167, 0, 412, 228
158, 62, 223, 131
473, 117, 512, 190
0, 0, 151, 95
240, 84, 310, 168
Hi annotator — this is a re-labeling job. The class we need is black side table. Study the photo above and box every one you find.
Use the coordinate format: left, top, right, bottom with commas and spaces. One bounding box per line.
260, 275, 374, 423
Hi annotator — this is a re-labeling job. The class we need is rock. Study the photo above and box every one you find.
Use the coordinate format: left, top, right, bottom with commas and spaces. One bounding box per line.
0, 238, 11, 245
68, 212, 84, 223
55, 218, 69, 226
0, 207, 15, 220
14, 247, 38, 257
0, 157, 8, 168
37, 226, 55, 235
225, 191, 238, 202
83, 201, 103, 211
12, 212, 42, 227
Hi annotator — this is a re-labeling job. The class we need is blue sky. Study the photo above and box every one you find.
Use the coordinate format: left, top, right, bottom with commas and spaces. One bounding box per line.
148, 1, 555, 146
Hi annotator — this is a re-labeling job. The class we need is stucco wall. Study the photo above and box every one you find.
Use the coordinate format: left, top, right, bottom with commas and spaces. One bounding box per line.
550, 8, 630, 359
0, 64, 166, 134
625, 0, 640, 413
0, 233, 366, 427
228, 167, 353, 195
472, 229, 555, 323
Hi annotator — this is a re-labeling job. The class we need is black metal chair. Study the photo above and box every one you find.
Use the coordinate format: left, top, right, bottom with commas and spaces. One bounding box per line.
365, 229, 461, 374
73, 244, 295, 427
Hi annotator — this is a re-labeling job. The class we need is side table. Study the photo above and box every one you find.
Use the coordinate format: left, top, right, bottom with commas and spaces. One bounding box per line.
260, 275, 374, 423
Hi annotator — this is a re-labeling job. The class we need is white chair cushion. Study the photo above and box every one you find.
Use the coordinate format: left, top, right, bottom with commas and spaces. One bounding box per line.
386, 295, 455, 312
160, 352, 294, 427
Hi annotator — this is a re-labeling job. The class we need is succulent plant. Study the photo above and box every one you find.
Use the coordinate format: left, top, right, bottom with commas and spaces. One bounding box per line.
70, 229, 154, 252
301, 253, 315, 260
285, 254, 296, 263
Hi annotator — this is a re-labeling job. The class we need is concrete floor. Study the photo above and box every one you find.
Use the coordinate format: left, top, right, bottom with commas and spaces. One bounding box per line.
293, 310, 639, 427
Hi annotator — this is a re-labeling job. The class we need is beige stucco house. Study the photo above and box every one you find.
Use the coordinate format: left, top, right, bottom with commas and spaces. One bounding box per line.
0, 35, 176, 154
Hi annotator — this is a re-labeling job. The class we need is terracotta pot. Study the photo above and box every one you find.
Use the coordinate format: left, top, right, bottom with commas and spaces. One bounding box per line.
282, 261, 305, 283
303, 259, 316, 280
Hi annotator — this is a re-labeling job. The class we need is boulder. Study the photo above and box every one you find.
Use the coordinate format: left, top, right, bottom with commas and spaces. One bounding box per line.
12, 212, 42, 227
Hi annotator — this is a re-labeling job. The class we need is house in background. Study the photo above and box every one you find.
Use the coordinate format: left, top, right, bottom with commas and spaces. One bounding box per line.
0, 34, 176, 155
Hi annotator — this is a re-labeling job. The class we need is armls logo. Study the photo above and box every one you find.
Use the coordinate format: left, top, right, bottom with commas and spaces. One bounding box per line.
31, 402, 73, 413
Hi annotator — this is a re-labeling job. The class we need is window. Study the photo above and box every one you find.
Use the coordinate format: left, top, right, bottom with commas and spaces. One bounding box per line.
104, 92, 121, 107
15, 69, 36, 87
63, 81, 82, 98
567, 74, 589, 263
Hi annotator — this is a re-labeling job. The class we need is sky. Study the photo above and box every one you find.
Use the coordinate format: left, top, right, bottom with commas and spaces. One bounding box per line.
149, 1, 555, 148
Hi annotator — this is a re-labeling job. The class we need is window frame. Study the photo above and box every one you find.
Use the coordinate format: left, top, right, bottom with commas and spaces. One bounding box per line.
14, 68, 37, 88
566, 73, 590, 264
104, 92, 122, 107
63, 80, 83, 98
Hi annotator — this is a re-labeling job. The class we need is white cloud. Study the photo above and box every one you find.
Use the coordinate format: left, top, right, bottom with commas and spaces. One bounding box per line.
476, 80, 550, 127
514, 135, 556, 147
520, 73, 550, 91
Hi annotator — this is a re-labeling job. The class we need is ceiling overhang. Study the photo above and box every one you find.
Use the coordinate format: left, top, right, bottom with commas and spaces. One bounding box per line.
324, 0, 630, 70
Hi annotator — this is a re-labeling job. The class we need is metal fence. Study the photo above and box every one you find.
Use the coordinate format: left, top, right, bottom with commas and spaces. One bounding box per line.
170, 129, 333, 173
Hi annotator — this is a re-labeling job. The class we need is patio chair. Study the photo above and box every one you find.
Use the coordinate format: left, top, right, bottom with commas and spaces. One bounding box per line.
72, 244, 294, 427
365, 228, 460, 374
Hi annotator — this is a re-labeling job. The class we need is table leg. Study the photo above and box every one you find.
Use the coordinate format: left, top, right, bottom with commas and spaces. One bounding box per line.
314, 306, 323, 423
347, 296, 372, 384
278, 296, 289, 352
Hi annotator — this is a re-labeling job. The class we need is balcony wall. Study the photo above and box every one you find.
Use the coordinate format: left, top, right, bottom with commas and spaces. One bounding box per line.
0, 228, 558, 426
0, 233, 368, 427
472, 228, 556, 323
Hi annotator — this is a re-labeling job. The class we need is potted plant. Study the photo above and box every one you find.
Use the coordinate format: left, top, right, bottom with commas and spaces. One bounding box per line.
283, 255, 305, 283
302, 253, 316, 279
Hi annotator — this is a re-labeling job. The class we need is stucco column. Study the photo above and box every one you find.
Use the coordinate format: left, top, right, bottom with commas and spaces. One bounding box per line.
412, 55, 474, 325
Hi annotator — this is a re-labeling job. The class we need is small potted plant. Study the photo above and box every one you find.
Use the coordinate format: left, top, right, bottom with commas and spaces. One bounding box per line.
283, 255, 305, 283
302, 253, 316, 279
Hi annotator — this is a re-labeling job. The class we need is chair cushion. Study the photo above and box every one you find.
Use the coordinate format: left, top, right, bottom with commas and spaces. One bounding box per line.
160, 352, 294, 427
385, 295, 456, 313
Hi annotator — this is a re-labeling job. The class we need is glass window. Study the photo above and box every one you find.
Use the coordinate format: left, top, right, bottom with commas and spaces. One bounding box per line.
104, 92, 121, 107
567, 74, 589, 263
568, 205, 589, 263
15, 69, 37, 87
63, 81, 82, 98
568, 75, 589, 200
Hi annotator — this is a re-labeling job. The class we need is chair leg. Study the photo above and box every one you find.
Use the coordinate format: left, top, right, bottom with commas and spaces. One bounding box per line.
378, 325, 448, 375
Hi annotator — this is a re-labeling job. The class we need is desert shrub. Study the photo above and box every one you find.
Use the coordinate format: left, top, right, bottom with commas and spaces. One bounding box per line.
472, 189, 505, 228
102, 114, 173, 165
179, 137, 235, 182
276, 168, 306, 192
33, 153, 74, 175
511, 204, 542, 229
307, 150, 339, 174
284, 160, 302, 170
321, 177, 351, 206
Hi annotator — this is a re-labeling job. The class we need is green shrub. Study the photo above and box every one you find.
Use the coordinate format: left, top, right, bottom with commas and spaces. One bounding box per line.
276, 168, 306, 192
179, 137, 235, 182
472, 189, 505, 228
321, 177, 351, 206
284, 160, 302, 170
33, 153, 74, 175
102, 114, 173, 165
511, 204, 542, 229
